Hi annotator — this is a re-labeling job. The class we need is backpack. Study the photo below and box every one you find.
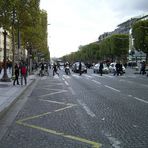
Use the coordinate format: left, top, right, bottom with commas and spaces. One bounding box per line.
21, 66, 27, 74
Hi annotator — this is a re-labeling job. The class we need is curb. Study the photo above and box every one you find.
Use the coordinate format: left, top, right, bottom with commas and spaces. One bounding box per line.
0, 77, 36, 119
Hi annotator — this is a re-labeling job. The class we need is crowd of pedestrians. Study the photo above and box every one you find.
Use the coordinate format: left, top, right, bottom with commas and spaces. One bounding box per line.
0, 60, 28, 86
0, 59, 147, 83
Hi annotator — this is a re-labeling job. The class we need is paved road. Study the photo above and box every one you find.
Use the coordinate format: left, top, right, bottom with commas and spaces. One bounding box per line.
0, 68, 148, 148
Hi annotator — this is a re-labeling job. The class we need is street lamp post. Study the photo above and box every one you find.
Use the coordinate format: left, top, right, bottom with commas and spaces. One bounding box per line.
12, 7, 16, 76
29, 45, 32, 74
47, 24, 51, 60
1, 30, 11, 82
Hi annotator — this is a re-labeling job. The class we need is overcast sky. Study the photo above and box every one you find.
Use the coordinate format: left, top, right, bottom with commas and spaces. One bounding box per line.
40, 0, 148, 58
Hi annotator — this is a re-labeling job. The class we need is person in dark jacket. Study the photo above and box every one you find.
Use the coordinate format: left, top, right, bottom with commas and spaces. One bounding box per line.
13, 63, 19, 85
119, 63, 123, 75
115, 62, 120, 76
79, 61, 82, 76
99, 62, 104, 76
40, 62, 45, 76
140, 61, 146, 75
53, 63, 59, 76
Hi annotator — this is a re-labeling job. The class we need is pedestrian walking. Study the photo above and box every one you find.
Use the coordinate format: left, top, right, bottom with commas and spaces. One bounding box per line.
40, 62, 45, 76
79, 61, 82, 76
99, 62, 104, 76
20, 62, 27, 85
119, 63, 123, 75
140, 61, 146, 75
13, 63, 20, 85
53, 63, 59, 76
115, 62, 120, 76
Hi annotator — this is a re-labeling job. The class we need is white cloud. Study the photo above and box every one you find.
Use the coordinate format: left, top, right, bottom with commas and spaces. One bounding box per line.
40, 0, 148, 57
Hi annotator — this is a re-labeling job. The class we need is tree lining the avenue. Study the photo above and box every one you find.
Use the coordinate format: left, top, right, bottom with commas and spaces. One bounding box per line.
132, 19, 148, 61
62, 19, 148, 64
0, 0, 49, 60
62, 34, 129, 64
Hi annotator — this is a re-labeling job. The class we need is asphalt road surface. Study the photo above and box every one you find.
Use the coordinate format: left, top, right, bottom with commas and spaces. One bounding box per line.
0, 68, 148, 148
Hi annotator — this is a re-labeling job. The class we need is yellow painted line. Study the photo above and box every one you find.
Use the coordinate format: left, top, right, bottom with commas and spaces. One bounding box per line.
40, 99, 77, 107
17, 104, 76, 122
36, 88, 64, 91
18, 111, 52, 122
40, 99, 67, 105
16, 121, 101, 148
54, 105, 74, 112
16, 100, 101, 147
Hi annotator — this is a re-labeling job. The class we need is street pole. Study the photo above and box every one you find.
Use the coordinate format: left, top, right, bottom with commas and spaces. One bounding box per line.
17, 19, 20, 61
12, 7, 15, 76
47, 24, 51, 61
1, 30, 11, 82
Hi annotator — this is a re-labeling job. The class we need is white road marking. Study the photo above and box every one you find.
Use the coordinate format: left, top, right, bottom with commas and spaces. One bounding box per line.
128, 94, 133, 97
105, 85, 120, 92
41, 77, 48, 80
64, 81, 69, 86
40, 99, 66, 105
77, 99, 96, 118
84, 75, 92, 78
53, 75, 59, 79
38, 90, 68, 97
63, 75, 70, 79
40, 83, 64, 87
92, 80, 102, 85
72, 74, 81, 78
133, 97, 148, 104
68, 87, 76, 95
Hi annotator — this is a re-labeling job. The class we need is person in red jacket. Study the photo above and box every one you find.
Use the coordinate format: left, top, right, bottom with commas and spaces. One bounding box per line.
20, 62, 27, 85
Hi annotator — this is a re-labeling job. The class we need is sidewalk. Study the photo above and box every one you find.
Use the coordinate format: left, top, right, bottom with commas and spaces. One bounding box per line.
0, 69, 37, 118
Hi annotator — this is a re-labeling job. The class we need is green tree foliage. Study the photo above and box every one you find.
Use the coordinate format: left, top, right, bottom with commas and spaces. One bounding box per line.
0, 0, 14, 29
63, 34, 129, 63
62, 42, 100, 63
99, 34, 129, 61
0, 0, 49, 60
132, 20, 148, 61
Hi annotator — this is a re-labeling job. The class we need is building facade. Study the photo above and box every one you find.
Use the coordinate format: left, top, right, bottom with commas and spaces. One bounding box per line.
98, 14, 148, 41
0, 28, 12, 63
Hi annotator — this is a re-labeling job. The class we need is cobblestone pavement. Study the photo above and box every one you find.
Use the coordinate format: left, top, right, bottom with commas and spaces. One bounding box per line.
0, 69, 148, 148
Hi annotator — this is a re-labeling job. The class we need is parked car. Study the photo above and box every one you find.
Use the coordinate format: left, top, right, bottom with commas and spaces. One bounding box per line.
109, 62, 125, 73
72, 62, 87, 73
93, 63, 109, 74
